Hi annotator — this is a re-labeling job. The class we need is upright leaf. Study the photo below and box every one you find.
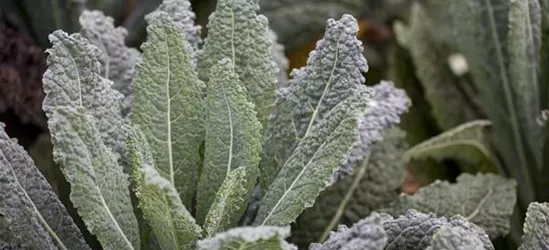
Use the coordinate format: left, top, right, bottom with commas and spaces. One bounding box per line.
518, 202, 549, 250
291, 128, 407, 247
127, 125, 202, 250
197, 0, 278, 131
131, 12, 206, 207
196, 59, 262, 224
196, 226, 296, 250
0, 123, 90, 250
48, 107, 139, 250
269, 29, 289, 88
79, 10, 141, 117
404, 120, 500, 173
152, 0, 202, 55
42, 30, 126, 166
380, 173, 517, 239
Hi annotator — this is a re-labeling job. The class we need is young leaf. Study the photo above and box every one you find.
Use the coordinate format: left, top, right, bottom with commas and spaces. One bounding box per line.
197, 0, 278, 131
48, 107, 139, 250
131, 11, 206, 207
518, 202, 549, 249
196, 226, 297, 250
196, 58, 262, 224
383, 210, 493, 250
42, 30, 127, 167
127, 125, 202, 250
79, 10, 141, 117
259, 0, 364, 51
309, 213, 389, 250
0, 123, 90, 250
393, 3, 481, 130
291, 128, 407, 247
404, 120, 500, 173
380, 173, 517, 239
152, 0, 202, 54
203, 167, 249, 237
256, 81, 409, 226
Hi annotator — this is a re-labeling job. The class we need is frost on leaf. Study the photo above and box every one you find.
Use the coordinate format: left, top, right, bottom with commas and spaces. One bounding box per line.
48, 107, 139, 250
0, 123, 90, 250
197, 226, 297, 250
518, 202, 549, 250
79, 10, 140, 117
197, 0, 278, 131
380, 173, 517, 239
127, 125, 202, 250
131, 11, 206, 207
309, 213, 389, 250
196, 59, 262, 224
291, 128, 407, 247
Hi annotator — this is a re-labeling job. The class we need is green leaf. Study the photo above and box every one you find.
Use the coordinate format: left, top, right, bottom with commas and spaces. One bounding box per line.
197, 0, 278, 131
131, 11, 206, 207
259, 0, 364, 51
427, 226, 488, 250
518, 202, 549, 249
48, 107, 139, 250
127, 125, 202, 250
78, 10, 141, 117
196, 58, 262, 224
380, 173, 517, 239
259, 15, 409, 192
421, 0, 543, 207
42, 30, 126, 166
269, 29, 289, 89
309, 213, 389, 250
393, 3, 481, 130
0, 123, 90, 250
196, 226, 297, 250
404, 120, 500, 173
203, 167, 249, 237
290, 128, 407, 247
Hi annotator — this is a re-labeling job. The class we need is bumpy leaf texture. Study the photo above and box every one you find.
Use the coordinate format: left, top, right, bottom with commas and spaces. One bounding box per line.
127, 125, 202, 250
196, 226, 297, 250
197, 0, 278, 132
380, 173, 517, 239
0, 123, 90, 250
197, 58, 262, 224
404, 120, 500, 173
269, 29, 289, 88
131, 11, 206, 208
519, 202, 549, 250
42, 30, 127, 169
290, 128, 406, 247
421, 0, 543, 206
393, 3, 481, 130
48, 107, 139, 250
309, 213, 389, 250
427, 226, 489, 250
79, 10, 140, 117
259, 0, 364, 51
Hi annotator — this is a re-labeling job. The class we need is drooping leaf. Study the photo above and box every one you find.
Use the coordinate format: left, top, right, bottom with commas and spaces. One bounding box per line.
380, 173, 517, 239
383, 210, 493, 250
308, 213, 389, 250
404, 120, 500, 173
196, 59, 262, 224
131, 11, 206, 207
259, 14, 409, 192
42, 30, 126, 167
48, 107, 139, 250
127, 125, 202, 250
197, 0, 278, 131
203, 167, 249, 237
421, 0, 542, 207
393, 3, 481, 130
79, 10, 140, 117
259, 0, 364, 51
0, 123, 90, 250
518, 202, 549, 250
196, 226, 297, 250
290, 128, 407, 247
